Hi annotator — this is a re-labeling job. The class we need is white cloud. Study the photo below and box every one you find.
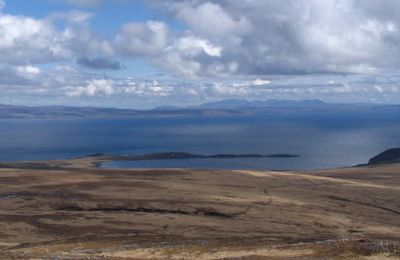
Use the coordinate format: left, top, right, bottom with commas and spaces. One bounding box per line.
173, 36, 222, 57
64, 78, 173, 98
0, 8, 112, 67
115, 21, 168, 56
2, 59, 400, 105
148, 0, 400, 77
2, 0, 400, 106
175, 2, 251, 38
231, 79, 271, 88
66, 79, 116, 97
16, 66, 41, 75
252, 79, 271, 86
121, 80, 172, 97
114, 20, 223, 77
207, 82, 249, 96
0, 15, 69, 64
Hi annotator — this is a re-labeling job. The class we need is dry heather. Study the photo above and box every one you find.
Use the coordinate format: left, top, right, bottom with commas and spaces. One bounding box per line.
0, 161, 399, 258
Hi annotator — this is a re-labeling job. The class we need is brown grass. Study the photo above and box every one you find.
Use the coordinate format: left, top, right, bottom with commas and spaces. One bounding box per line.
0, 162, 399, 258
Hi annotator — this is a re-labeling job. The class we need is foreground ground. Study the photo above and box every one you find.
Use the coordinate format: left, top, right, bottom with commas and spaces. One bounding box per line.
0, 160, 399, 259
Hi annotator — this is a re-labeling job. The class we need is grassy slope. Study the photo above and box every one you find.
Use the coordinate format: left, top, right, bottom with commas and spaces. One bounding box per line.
0, 162, 399, 259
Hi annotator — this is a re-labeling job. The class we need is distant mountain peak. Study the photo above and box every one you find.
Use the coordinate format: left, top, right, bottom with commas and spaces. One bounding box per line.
196, 99, 253, 109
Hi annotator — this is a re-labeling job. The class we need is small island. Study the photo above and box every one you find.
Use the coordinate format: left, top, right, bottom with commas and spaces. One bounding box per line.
96, 152, 299, 162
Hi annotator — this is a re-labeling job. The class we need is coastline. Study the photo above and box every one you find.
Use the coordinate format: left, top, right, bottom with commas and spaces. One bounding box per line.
0, 152, 300, 171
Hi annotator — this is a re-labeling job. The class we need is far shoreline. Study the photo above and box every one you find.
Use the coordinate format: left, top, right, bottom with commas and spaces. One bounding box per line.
0, 151, 372, 172
1, 148, 398, 172
0, 151, 300, 170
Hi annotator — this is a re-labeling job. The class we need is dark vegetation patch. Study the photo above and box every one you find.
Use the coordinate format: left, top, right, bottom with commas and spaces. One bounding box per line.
0, 162, 62, 170
55, 204, 234, 219
311, 239, 400, 258
327, 195, 400, 215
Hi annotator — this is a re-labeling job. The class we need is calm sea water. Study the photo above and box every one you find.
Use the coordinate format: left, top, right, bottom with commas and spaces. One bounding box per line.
0, 110, 399, 170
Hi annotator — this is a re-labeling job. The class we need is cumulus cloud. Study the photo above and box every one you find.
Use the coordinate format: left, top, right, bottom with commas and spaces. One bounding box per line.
0, 65, 40, 87
66, 79, 116, 97
144, 0, 400, 77
113, 20, 224, 77
0, 10, 111, 66
115, 21, 168, 56
2, 57, 400, 106
2, 0, 400, 106
63, 77, 173, 98
0, 15, 70, 64
160, 35, 225, 77
16, 66, 41, 75
173, 36, 222, 57
175, 2, 251, 38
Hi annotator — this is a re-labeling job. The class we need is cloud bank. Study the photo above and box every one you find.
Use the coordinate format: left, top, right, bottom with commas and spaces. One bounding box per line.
1, 0, 400, 107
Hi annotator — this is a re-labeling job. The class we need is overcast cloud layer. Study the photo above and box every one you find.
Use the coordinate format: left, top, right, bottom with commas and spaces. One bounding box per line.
0, 0, 400, 108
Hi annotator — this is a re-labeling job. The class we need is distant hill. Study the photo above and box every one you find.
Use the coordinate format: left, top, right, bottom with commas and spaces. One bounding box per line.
194, 99, 327, 109
151, 105, 181, 111
195, 99, 255, 109
0, 100, 400, 119
368, 148, 400, 165
0, 104, 141, 119
0, 104, 238, 119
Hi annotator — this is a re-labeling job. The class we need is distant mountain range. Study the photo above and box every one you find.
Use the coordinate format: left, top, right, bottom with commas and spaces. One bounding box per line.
0, 99, 399, 119
190, 99, 327, 109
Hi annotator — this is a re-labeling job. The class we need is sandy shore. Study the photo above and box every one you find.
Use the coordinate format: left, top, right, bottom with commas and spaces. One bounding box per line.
0, 159, 399, 259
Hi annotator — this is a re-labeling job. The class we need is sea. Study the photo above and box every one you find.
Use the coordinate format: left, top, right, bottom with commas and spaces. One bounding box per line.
0, 110, 399, 170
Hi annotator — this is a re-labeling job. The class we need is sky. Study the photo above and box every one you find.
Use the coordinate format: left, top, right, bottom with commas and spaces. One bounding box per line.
1, 0, 400, 108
